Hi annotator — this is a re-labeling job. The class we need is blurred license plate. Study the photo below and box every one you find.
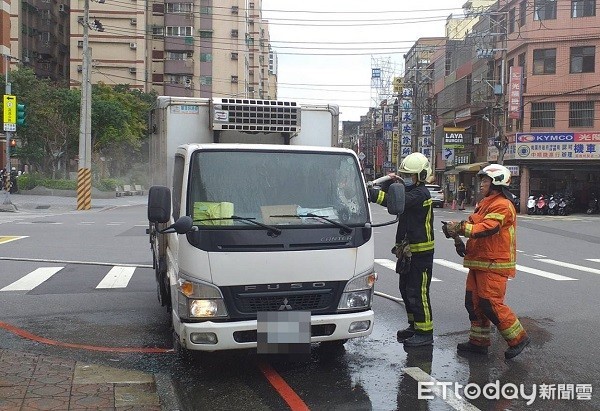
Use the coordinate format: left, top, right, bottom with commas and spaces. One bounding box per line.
257, 311, 311, 355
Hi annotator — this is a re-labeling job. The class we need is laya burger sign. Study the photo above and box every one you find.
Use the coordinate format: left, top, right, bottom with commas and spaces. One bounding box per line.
444, 127, 466, 147
515, 132, 600, 160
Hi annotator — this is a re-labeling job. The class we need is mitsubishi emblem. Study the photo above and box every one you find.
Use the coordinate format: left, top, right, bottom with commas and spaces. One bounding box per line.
278, 298, 292, 311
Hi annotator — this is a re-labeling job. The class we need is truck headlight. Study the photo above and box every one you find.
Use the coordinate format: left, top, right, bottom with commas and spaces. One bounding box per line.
337, 271, 377, 311
176, 277, 228, 319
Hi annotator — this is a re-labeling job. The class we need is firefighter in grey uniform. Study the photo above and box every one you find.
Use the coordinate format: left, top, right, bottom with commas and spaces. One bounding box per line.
369, 152, 435, 347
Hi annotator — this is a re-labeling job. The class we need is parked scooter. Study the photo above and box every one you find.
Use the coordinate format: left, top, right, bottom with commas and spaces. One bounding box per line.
547, 194, 558, 215
535, 194, 548, 215
587, 193, 599, 214
527, 195, 536, 215
558, 194, 575, 216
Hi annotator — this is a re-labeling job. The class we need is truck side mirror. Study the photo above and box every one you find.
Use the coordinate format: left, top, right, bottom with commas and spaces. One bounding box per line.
148, 186, 171, 223
162, 215, 193, 234
386, 183, 405, 215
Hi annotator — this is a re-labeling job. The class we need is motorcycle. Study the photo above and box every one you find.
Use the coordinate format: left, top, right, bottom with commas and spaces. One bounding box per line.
587, 193, 599, 214
547, 194, 558, 216
535, 194, 548, 215
527, 195, 536, 215
558, 194, 574, 216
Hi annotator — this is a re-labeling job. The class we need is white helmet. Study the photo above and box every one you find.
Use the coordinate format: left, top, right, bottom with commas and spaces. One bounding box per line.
477, 164, 511, 187
399, 152, 432, 182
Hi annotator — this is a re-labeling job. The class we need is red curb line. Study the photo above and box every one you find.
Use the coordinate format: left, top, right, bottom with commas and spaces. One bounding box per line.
258, 362, 310, 411
0, 321, 173, 353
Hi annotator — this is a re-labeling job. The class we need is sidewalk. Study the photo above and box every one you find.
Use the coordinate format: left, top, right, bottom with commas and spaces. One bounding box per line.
1, 191, 147, 213
0, 349, 163, 410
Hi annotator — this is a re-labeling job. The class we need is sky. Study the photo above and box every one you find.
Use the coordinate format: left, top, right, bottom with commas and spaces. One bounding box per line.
262, 1, 468, 122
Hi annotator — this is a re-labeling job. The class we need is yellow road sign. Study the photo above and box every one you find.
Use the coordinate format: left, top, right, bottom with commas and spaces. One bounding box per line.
3, 95, 17, 124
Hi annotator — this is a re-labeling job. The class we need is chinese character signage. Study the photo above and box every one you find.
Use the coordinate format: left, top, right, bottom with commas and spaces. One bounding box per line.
514, 132, 600, 160
508, 66, 523, 120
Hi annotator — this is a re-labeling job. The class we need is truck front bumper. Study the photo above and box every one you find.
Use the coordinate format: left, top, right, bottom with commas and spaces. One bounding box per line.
174, 310, 374, 351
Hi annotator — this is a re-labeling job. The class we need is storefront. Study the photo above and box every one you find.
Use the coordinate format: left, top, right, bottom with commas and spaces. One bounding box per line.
507, 132, 600, 213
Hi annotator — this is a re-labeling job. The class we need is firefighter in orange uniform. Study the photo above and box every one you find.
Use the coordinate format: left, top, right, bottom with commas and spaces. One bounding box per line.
443, 164, 530, 359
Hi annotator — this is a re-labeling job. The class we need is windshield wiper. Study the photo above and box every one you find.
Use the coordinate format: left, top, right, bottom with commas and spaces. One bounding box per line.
193, 215, 281, 236
271, 213, 352, 235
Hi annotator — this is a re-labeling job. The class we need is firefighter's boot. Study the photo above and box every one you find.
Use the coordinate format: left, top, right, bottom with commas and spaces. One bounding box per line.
396, 326, 415, 342
403, 333, 433, 347
457, 341, 488, 354
505, 336, 531, 359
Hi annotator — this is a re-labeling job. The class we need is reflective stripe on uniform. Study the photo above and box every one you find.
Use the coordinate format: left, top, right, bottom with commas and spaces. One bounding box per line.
464, 259, 516, 270
464, 222, 473, 237
376, 190, 385, 205
414, 268, 433, 332
501, 319, 524, 341
410, 241, 434, 253
484, 212, 505, 223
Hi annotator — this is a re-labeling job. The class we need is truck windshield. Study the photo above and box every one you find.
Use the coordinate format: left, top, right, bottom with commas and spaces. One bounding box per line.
188, 150, 369, 227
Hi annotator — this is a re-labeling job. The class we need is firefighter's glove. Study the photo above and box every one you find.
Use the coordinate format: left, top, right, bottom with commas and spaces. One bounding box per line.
393, 240, 412, 274
454, 237, 467, 257
444, 221, 464, 238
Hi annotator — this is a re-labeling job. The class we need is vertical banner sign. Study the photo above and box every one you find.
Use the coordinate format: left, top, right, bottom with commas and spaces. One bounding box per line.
392, 131, 399, 166
3, 95, 17, 132
401, 87, 413, 159
421, 114, 433, 161
508, 66, 523, 120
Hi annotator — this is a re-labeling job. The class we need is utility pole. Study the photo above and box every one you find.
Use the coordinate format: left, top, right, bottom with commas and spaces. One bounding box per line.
77, 0, 93, 210
494, 9, 509, 165
2, 54, 16, 210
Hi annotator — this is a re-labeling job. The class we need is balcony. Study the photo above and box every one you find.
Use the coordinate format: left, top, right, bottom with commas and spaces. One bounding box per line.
164, 59, 194, 74
164, 36, 194, 52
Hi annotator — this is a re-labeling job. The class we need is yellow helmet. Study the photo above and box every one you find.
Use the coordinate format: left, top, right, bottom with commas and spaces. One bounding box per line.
399, 152, 432, 182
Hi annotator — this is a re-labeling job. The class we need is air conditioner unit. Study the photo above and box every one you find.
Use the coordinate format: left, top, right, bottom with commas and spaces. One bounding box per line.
474, 137, 481, 144
184, 79, 192, 89
129, 67, 137, 74
129, 42, 137, 49
130, 18, 137, 25
186, 51, 193, 58
77, 40, 83, 48
58, 4, 66, 12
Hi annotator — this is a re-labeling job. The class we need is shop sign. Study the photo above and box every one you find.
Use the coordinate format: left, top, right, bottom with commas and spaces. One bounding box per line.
515, 132, 600, 160
508, 66, 523, 120
506, 165, 519, 176
444, 127, 465, 147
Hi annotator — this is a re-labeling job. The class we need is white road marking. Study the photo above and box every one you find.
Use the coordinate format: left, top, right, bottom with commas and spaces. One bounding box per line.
433, 258, 468, 273
403, 367, 481, 411
516, 265, 577, 281
375, 259, 441, 281
80, 222, 95, 225
0, 236, 28, 244
96, 266, 136, 289
1, 267, 63, 291
587, 259, 600, 263
536, 259, 600, 276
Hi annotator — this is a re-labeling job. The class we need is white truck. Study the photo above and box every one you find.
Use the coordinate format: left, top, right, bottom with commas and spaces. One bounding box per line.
147, 96, 403, 354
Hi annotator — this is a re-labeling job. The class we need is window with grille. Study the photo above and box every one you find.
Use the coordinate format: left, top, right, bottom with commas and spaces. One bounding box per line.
231, 29, 239, 38
509, 8, 516, 33
166, 3, 192, 13
519, 1, 527, 25
166, 26, 192, 37
531, 102, 556, 128
200, 75, 212, 85
231, 75, 238, 83
572, 0, 596, 17
152, 26, 164, 38
570, 46, 595, 73
533, 48, 556, 74
200, 53, 212, 62
199, 30, 213, 39
569, 101, 594, 127
534, 0, 557, 20
231, 52, 238, 60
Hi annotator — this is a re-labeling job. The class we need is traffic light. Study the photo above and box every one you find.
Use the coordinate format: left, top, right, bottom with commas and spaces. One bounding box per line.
16, 103, 26, 127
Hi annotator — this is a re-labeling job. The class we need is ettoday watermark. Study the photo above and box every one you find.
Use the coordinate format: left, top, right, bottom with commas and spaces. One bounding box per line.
418, 381, 592, 405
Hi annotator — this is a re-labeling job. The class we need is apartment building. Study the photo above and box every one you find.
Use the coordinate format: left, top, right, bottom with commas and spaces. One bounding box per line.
495, 0, 600, 211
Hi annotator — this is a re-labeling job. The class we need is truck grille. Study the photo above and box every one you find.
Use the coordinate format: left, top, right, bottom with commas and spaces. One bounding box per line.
211, 98, 301, 132
236, 291, 332, 313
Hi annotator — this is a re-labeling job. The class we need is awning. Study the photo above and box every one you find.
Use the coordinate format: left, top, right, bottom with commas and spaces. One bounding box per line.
454, 162, 489, 172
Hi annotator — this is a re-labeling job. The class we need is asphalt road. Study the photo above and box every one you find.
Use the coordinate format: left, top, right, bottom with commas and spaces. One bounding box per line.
1, 200, 599, 410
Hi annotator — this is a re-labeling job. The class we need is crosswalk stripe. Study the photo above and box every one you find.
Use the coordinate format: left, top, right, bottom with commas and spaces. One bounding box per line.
433, 258, 468, 273
0, 267, 63, 291
516, 265, 577, 281
96, 266, 136, 289
536, 259, 600, 276
375, 259, 442, 281
587, 259, 600, 263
